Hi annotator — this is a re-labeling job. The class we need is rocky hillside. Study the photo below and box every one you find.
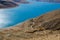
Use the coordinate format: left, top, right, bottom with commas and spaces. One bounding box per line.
0, 10, 60, 40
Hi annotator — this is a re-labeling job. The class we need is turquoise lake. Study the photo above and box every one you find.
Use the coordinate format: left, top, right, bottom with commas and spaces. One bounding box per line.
0, 1, 60, 28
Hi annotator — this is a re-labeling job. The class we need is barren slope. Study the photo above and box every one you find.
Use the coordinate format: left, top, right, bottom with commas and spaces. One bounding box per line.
0, 10, 60, 40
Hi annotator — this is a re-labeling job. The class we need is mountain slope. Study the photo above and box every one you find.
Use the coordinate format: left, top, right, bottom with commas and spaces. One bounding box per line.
0, 10, 60, 40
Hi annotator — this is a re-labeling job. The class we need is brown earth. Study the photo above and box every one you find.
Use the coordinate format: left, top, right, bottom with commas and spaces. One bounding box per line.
0, 9, 60, 40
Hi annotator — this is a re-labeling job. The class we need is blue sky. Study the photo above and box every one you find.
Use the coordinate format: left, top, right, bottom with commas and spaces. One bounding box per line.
0, 1, 60, 28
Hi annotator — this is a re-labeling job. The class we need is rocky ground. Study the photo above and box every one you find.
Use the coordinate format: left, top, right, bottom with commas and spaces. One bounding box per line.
0, 10, 60, 40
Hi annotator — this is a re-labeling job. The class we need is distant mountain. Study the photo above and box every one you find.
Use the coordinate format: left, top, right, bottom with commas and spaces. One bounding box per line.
0, 0, 29, 8
0, 0, 60, 8
0, 10, 60, 40
34, 0, 60, 3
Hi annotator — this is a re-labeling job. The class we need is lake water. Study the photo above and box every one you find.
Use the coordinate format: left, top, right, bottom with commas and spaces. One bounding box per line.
0, 1, 60, 28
